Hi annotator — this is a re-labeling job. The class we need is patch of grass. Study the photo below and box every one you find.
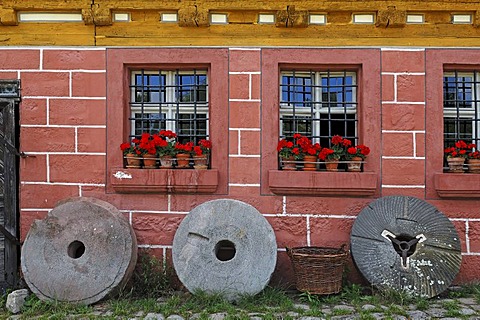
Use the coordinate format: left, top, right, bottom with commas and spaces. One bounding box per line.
416, 297, 429, 311
129, 252, 172, 298
385, 304, 408, 317
451, 283, 480, 303
331, 307, 353, 316
180, 290, 234, 314
371, 287, 418, 307
237, 286, 294, 312
298, 291, 323, 307
358, 312, 377, 320
442, 299, 462, 317
20, 295, 93, 319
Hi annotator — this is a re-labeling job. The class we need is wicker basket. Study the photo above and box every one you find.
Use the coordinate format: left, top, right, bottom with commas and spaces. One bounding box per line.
287, 246, 348, 295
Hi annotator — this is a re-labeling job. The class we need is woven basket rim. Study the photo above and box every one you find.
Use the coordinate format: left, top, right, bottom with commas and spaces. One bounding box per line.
287, 246, 348, 257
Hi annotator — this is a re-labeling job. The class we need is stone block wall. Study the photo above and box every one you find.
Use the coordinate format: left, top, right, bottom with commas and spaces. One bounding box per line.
6, 47, 480, 286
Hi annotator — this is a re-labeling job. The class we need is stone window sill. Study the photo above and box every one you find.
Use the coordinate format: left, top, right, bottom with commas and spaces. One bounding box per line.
434, 173, 480, 198
268, 170, 378, 196
110, 168, 218, 194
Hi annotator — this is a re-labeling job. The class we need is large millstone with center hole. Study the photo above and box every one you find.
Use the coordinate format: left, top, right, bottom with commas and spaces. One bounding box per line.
172, 199, 277, 301
21, 197, 137, 305
350, 196, 461, 298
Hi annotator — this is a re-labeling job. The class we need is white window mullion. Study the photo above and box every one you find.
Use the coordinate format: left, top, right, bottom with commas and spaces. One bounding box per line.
313, 72, 322, 144
166, 72, 176, 132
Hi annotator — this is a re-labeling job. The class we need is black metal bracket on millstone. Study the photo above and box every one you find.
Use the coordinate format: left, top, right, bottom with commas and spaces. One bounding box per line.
350, 196, 462, 298
381, 230, 426, 268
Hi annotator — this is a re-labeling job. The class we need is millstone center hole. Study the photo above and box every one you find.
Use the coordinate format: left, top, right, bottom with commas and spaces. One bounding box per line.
68, 240, 85, 259
391, 234, 417, 258
215, 240, 236, 261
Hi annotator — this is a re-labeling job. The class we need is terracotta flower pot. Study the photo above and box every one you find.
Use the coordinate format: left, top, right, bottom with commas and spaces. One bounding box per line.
447, 157, 465, 173
176, 153, 191, 168
159, 155, 174, 169
302, 155, 318, 171
280, 156, 296, 171
125, 153, 141, 168
325, 159, 339, 172
347, 156, 363, 172
143, 154, 158, 169
467, 158, 480, 173
193, 155, 208, 170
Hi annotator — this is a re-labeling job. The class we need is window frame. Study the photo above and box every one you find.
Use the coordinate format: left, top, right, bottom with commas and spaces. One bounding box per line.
442, 70, 480, 160
426, 49, 480, 198
129, 69, 210, 141
106, 48, 229, 194
279, 69, 359, 149
260, 49, 381, 196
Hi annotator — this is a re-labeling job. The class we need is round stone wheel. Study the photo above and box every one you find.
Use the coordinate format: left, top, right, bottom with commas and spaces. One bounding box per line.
350, 196, 461, 298
21, 197, 137, 305
172, 199, 277, 301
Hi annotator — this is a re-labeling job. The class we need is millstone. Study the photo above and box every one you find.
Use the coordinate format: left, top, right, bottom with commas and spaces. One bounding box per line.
21, 197, 137, 304
172, 199, 277, 301
350, 196, 461, 298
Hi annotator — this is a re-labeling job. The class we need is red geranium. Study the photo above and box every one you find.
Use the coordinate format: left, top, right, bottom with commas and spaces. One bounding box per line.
194, 139, 212, 156
120, 142, 139, 156
175, 141, 194, 154
318, 148, 334, 161
159, 130, 177, 139
444, 140, 474, 159
469, 151, 480, 160
278, 133, 321, 159
325, 135, 347, 160
345, 144, 370, 160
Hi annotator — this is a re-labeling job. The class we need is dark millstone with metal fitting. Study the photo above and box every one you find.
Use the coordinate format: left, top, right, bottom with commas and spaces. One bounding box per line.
172, 199, 277, 301
350, 196, 461, 298
21, 197, 137, 305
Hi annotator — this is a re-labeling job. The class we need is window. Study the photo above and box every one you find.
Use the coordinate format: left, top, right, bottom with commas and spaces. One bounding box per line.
261, 48, 381, 196
106, 48, 229, 194
425, 49, 480, 198
443, 71, 480, 154
279, 70, 358, 147
130, 70, 208, 143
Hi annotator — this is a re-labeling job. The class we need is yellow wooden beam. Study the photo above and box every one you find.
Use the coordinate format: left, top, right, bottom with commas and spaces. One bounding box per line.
0, 0, 479, 46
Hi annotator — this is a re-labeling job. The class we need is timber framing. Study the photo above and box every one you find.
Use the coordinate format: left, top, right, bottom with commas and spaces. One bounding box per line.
0, 0, 479, 46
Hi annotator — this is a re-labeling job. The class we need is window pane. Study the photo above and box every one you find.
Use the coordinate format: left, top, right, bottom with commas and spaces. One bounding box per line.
320, 114, 357, 147
134, 74, 165, 103
177, 113, 208, 143
281, 115, 312, 137
443, 74, 474, 109
176, 74, 208, 103
281, 74, 313, 108
133, 113, 166, 137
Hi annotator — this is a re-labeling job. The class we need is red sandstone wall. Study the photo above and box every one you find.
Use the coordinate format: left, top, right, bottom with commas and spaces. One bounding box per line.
6, 47, 480, 286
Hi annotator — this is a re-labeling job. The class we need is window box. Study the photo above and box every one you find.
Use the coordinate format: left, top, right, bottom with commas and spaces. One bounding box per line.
268, 170, 378, 196
434, 173, 480, 198
110, 168, 218, 194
